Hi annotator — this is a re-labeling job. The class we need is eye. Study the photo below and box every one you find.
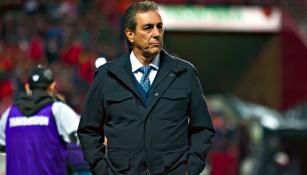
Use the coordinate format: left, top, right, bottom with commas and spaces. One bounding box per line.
143, 25, 153, 31
157, 24, 163, 29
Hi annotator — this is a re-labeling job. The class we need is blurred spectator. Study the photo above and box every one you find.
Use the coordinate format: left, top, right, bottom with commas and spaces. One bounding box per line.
0, 42, 14, 115
61, 37, 82, 65
28, 34, 44, 61
0, 80, 13, 115
209, 111, 239, 175
266, 151, 301, 175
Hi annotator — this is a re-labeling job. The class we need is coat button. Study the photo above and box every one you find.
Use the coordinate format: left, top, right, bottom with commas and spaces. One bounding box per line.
154, 93, 159, 97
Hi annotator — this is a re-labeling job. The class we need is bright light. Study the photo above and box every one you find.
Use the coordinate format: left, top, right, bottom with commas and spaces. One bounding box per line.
95, 57, 107, 69
261, 115, 279, 129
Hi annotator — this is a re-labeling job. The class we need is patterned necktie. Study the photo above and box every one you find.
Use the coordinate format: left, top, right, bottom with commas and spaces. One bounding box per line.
139, 66, 152, 93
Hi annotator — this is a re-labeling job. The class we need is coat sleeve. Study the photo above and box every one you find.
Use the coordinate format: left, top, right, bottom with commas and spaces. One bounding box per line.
52, 101, 80, 144
77, 70, 108, 175
187, 68, 215, 175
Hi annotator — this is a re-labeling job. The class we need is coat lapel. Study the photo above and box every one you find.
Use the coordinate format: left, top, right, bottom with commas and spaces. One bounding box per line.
107, 51, 186, 111
107, 54, 143, 101
145, 50, 186, 117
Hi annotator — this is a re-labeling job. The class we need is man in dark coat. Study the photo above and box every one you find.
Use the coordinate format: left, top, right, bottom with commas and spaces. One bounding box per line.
77, 1, 215, 175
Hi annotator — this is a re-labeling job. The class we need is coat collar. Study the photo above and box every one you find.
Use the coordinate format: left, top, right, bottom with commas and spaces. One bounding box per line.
107, 52, 139, 98
107, 50, 186, 107
107, 50, 185, 77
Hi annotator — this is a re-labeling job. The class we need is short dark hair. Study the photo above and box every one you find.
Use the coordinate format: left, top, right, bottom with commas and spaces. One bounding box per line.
122, 1, 159, 51
28, 65, 54, 90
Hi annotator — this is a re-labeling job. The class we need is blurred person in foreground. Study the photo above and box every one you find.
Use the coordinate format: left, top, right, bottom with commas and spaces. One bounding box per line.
77, 1, 215, 175
0, 65, 80, 175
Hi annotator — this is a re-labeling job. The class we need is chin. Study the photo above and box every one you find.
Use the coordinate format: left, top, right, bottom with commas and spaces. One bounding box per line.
149, 47, 162, 54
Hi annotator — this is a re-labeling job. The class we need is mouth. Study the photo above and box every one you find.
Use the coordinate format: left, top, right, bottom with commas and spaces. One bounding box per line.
150, 42, 160, 46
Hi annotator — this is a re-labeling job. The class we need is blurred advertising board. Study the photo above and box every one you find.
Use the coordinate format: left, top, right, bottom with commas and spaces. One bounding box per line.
159, 5, 281, 32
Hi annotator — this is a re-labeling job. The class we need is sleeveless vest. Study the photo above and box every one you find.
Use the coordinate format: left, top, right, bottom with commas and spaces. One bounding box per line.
5, 103, 68, 175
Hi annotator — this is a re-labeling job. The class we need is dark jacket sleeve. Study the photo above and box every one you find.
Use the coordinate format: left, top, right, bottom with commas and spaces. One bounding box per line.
77, 69, 108, 175
187, 68, 215, 175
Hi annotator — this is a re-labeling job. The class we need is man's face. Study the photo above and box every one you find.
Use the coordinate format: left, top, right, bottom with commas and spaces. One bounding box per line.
127, 10, 164, 57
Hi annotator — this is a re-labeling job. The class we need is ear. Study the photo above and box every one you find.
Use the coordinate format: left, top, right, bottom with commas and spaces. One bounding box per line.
48, 82, 56, 92
24, 83, 30, 93
125, 29, 134, 43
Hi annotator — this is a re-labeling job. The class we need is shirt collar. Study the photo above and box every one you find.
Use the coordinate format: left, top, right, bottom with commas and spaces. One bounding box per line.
130, 51, 160, 73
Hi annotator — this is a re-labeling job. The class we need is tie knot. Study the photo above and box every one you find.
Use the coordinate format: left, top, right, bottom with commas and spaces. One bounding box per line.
139, 66, 152, 75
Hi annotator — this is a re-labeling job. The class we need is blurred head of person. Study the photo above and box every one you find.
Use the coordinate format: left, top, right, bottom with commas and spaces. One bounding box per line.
25, 65, 65, 102
26, 65, 55, 92
16, 65, 60, 116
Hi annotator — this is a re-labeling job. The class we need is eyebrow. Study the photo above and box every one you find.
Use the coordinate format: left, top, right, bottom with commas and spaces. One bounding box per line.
142, 22, 163, 28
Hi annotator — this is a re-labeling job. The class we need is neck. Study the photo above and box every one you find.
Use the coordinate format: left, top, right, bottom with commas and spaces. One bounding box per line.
132, 49, 157, 65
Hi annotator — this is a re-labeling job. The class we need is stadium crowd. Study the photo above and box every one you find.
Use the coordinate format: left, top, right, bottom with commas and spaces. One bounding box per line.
0, 0, 280, 113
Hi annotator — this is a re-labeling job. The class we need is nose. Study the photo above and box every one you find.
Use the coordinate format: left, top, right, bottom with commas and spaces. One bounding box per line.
152, 26, 162, 37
